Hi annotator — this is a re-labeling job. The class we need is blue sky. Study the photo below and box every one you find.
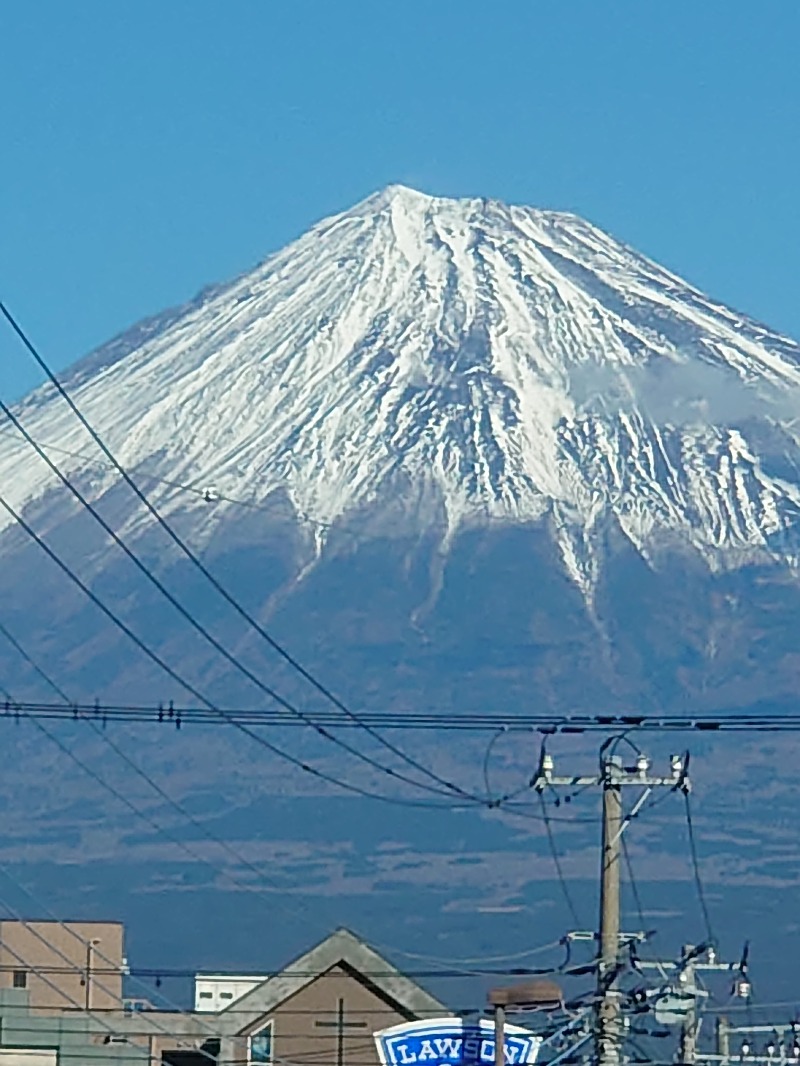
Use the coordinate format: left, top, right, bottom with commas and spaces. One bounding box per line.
1, 1, 798, 400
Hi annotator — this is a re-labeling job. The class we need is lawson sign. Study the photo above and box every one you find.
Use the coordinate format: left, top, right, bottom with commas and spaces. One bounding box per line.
375, 1018, 541, 1066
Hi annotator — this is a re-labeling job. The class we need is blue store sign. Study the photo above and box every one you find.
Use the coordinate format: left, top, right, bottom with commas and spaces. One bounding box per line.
375, 1018, 540, 1066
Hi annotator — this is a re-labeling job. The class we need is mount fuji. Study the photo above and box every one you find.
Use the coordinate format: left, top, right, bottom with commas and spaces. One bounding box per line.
3, 186, 800, 981
2, 185, 800, 714
6, 185, 800, 592
4, 185, 800, 713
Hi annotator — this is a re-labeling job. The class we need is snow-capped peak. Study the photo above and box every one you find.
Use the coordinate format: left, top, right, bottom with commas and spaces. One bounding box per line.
4, 185, 800, 594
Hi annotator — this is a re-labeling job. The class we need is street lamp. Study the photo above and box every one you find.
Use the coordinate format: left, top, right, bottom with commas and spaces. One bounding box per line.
85, 937, 101, 1011
487, 980, 563, 1066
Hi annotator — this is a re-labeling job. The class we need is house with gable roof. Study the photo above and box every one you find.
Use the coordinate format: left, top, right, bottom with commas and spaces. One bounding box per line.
212, 927, 448, 1066
87, 927, 449, 1065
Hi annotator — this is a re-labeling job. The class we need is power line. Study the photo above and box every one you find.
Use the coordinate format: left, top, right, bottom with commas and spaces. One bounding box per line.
0, 858, 576, 1066
0, 617, 596, 827
0, 427, 279, 513
0, 699, 570, 982
0, 299, 475, 801
0, 672, 588, 984
19, 709, 318, 925
684, 790, 716, 946
0, 614, 386, 937
387, 937, 566, 968
0, 485, 478, 811
1, 624, 509, 970
0, 709, 593, 829
0, 846, 361, 1066
621, 832, 647, 933
482, 727, 508, 803
0, 392, 479, 806
0, 619, 71, 701
0, 961, 577, 981
0, 681, 309, 1052
3, 698, 800, 733
0, 618, 585, 980
538, 790, 583, 928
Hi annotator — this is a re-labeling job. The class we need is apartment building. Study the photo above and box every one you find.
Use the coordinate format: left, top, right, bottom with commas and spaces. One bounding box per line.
0, 920, 125, 1013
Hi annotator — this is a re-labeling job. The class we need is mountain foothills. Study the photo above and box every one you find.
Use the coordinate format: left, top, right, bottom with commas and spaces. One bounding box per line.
3, 184, 800, 717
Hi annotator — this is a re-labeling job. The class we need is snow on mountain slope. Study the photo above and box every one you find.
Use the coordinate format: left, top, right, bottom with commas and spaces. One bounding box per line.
4, 184, 800, 593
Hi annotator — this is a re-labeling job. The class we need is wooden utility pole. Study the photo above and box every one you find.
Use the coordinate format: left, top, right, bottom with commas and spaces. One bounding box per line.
597, 756, 623, 1066
532, 744, 692, 1066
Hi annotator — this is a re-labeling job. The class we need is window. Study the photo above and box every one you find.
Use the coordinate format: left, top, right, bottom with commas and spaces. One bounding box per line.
220, 991, 233, 1000
13, 970, 27, 989
199, 991, 213, 999
123, 999, 148, 1014
248, 1021, 273, 1064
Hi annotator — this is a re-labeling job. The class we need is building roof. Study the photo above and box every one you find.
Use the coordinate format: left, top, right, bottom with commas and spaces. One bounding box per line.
219, 927, 447, 1035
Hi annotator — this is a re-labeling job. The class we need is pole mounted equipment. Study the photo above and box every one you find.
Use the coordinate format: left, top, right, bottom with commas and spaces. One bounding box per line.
533, 740, 693, 1066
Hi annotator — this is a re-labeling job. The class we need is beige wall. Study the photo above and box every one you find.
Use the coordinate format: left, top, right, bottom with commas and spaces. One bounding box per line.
0, 921, 124, 1012
239, 964, 413, 1066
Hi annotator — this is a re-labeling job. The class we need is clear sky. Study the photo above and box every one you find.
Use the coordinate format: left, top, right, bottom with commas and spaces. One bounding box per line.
1, 1, 798, 400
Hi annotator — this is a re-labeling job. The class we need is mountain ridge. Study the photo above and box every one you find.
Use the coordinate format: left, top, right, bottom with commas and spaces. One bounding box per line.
4, 184, 800, 595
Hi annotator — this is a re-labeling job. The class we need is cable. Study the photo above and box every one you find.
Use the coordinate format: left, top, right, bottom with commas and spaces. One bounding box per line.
684, 790, 716, 946
0, 616, 357, 937
20, 711, 318, 927
0, 486, 476, 811
0, 978, 540, 995
0, 740, 587, 982
0, 393, 477, 806
0, 628, 595, 979
0, 299, 476, 802
0, 428, 275, 512
538, 791, 582, 928
621, 833, 649, 937
0, 622, 601, 831
388, 938, 566, 968
0, 717, 575, 1055
4, 697, 800, 735
482, 727, 507, 804
0, 711, 597, 826
0, 619, 71, 701
0, 964, 571, 982
0, 724, 574, 982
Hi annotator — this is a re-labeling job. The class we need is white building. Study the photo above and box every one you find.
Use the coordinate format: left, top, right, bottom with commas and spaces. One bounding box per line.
194, 973, 267, 1013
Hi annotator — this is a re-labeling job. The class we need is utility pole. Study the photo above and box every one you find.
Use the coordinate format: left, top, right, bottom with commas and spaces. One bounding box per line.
598, 756, 623, 1066
635, 945, 746, 1064
716, 1017, 730, 1065
679, 946, 698, 1066
533, 745, 691, 1066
